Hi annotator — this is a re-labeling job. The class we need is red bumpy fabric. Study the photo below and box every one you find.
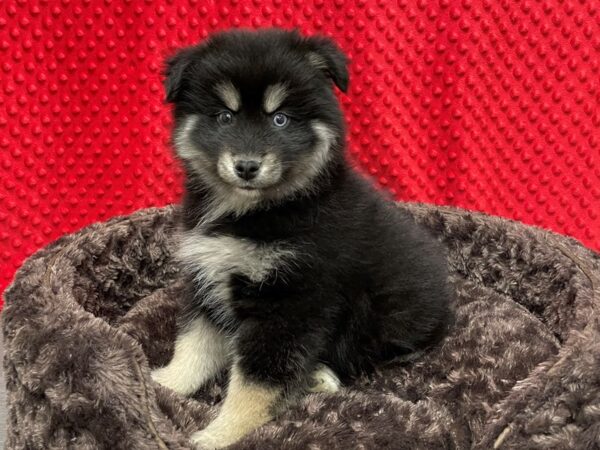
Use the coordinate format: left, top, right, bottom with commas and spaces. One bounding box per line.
1, 1, 599, 304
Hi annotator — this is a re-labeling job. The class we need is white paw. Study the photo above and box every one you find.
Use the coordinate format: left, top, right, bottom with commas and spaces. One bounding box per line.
308, 364, 341, 394
151, 366, 194, 396
151, 367, 173, 388
190, 429, 225, 450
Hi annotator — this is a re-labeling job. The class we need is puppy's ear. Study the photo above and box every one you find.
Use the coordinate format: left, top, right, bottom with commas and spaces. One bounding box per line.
303, 35, 349, 93
163, 47, 195, 103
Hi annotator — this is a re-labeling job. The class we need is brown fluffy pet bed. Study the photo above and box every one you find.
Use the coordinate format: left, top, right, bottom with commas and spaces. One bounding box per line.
3, 203, 600, 450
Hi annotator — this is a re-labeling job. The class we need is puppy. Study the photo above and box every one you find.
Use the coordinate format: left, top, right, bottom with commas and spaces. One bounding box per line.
152, 28, 452, 449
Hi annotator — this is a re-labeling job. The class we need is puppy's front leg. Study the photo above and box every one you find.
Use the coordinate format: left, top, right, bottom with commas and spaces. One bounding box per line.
190, 309, 328, 449
152, 315, 230, 396
190, 362, 281, 449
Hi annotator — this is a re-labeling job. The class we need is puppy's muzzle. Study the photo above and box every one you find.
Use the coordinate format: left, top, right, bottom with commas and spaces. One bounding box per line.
217, 151, 281, 190
234, 159, 261, 181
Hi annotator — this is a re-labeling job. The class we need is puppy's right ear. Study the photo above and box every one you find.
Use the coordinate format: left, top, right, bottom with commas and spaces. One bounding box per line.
163, 48, 195, 103
302, 35, 349, 93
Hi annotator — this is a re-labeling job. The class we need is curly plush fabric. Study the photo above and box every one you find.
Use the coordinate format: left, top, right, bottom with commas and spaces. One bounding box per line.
3, 204, 599, 450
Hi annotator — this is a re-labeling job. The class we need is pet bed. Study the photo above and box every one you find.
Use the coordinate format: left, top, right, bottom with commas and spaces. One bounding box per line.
3, 203, 599, 449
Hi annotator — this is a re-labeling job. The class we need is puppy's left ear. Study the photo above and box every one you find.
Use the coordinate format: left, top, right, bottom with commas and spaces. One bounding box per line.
303, 35, 349, 93
163, 47, 196, 103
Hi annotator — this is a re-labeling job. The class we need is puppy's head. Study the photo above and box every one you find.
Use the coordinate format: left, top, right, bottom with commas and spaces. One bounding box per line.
165, 28, 348, 210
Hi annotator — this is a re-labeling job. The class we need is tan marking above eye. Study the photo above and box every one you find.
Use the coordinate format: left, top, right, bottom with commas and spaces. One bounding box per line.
263, 83, 288, 114
214, 81, 241, 112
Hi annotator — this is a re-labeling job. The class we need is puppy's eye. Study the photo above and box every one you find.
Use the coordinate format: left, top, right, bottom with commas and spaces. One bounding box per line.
272, 112, 288, 127
217, 111, 233, 125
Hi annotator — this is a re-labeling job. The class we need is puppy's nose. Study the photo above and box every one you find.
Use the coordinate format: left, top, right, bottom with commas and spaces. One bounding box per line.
234, 160, 261, 181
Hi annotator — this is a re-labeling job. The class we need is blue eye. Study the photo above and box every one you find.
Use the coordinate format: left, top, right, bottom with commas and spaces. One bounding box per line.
272, 112, 288, 127
217, 111, 233, 125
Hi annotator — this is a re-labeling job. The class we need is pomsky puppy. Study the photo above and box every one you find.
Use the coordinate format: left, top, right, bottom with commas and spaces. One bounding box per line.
152, 28, 452, 449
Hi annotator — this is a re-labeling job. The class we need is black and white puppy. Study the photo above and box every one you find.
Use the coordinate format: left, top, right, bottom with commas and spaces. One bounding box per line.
152, 28, 452, 449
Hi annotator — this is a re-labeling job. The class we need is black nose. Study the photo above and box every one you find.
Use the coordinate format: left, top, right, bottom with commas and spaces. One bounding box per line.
234, 160, 261, 181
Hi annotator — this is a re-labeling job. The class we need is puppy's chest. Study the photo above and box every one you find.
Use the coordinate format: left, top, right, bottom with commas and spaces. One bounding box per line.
177, 230, 293, 301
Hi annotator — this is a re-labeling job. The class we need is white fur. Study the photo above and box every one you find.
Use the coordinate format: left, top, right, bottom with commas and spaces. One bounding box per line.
214, 81, 240, 111
263, 83, 288, 113
201, 151, 283, 224
177, 230, 296, 328
173, 118, 260, 222
308, 364, 341, 394
153, 216, 295, 398
306, 121, 336, 183
202, 185, 263, 225
216, 151, 282, 190
275, 120, 336, 199
216, 151, 238, 185
174, 115, 200, 160
151, 316, 230, 396
190, 363, 280, 449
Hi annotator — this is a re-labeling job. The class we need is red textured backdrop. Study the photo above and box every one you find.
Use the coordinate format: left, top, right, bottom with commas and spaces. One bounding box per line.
1, 1, 599, 304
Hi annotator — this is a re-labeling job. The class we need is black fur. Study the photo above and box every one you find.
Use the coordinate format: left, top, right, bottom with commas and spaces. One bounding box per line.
167, 28, 451, 388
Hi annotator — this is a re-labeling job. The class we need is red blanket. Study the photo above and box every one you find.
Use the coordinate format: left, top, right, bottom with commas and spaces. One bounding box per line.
1, 1, 599, 302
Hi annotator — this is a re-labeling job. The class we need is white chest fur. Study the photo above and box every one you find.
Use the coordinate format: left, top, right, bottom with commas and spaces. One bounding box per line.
177, 230, 294, 316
